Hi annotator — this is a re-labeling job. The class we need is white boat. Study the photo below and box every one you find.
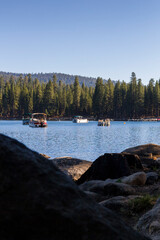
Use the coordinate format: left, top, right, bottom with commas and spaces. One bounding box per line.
29, 113, 48, 128
72, 116, 88, 123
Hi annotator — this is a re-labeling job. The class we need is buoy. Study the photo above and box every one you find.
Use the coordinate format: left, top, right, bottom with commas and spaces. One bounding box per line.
124, 122, 126, 124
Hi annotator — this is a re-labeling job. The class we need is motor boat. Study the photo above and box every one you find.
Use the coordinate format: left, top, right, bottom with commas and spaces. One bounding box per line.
29, 113, 48, 127
22, 113, 31, 125
72, 116, 88, 123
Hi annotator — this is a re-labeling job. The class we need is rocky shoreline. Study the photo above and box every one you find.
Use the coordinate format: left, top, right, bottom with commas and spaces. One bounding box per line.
2, 134, 160, 239
51, 144, 160, 240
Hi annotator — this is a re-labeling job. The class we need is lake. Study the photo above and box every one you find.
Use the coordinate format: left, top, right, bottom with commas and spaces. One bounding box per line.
1, 120, 160, 161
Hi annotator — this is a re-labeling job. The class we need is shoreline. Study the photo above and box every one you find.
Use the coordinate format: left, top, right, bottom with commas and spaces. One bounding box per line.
1, 117, 160, 121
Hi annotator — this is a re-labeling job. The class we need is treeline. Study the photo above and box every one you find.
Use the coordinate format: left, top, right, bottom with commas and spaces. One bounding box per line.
0, 72, 160, 119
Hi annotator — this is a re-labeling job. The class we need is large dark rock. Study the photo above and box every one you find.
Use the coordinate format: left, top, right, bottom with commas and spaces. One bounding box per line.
0, 134, 150, 240
77, 153, 143, 185
52, 156, 92, 180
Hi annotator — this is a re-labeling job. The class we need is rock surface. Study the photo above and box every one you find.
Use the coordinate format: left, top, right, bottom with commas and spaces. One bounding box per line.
80, 180, 136, 196
122, 144, 160, 170
52, 156, 92, 180
0, 134, 150, 240
100, 195, 140, 211
77, 153, 143, 184
79, 179, 116, 193
121, 172, 147, 186
122, 143, 160, 157
146, 172, 159, 185
136, 198, 160, 240
103, 182, 136, 196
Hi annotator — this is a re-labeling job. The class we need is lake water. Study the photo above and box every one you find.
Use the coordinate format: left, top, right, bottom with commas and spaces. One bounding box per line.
1, 120, 160, 161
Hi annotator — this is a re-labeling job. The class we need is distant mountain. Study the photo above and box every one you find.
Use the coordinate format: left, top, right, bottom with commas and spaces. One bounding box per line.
0, 71, 113, 87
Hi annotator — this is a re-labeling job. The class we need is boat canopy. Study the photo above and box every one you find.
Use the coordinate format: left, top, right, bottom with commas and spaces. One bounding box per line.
32, 113, 47, 116
32, 113, 47, 118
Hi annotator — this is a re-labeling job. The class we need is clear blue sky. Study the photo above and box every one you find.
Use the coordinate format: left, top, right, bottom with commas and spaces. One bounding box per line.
1, 0, 160, 84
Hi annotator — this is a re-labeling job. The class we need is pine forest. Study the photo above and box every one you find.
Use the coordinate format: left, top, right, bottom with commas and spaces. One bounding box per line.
0, 72, 160, 119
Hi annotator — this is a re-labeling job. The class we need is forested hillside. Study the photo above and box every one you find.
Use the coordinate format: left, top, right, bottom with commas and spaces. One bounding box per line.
0, 72, 159, 119
0, 71, 105, 87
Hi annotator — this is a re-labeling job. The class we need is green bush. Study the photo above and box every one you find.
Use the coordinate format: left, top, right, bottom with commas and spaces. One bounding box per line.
128, 195, 157, 214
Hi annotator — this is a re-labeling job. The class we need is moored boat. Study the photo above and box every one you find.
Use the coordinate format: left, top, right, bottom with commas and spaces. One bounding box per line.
98, 119, 110, 126
72, 116, 88, 123
29, 113, 48, 127
22, 113, 32, 125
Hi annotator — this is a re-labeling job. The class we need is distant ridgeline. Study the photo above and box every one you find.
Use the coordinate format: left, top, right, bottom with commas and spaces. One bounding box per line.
0, 71, 110, 87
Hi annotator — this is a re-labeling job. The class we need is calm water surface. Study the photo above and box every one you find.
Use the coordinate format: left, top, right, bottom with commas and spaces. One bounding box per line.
1, 120, 160, 161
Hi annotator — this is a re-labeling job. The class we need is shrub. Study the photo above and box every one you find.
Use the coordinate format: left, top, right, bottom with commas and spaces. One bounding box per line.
128, 195, 157, 214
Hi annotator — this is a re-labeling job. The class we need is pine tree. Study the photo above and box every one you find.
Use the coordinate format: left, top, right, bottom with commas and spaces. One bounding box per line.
147, 79, 155, 116
2, 81, 10, 116
43, 80, 54, 115
73, 76, 81, 114
93, 77, 104, 117
128, 72, 138, 118
66, 85, 73, 116
154, 81, 160, 116
137, 79, 144, 117
113, 81, 122, 118
53, 74, 58, 93
35, 83, 42, 112
120, 81, 128, 118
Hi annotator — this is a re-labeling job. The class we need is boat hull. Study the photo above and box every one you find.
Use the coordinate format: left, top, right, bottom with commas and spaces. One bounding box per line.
22, 119, 30, 125
29, 121, 48, 128
73, 119, 88, 123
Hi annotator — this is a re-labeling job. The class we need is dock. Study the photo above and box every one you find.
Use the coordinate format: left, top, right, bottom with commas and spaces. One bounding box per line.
128, 118, 159, 122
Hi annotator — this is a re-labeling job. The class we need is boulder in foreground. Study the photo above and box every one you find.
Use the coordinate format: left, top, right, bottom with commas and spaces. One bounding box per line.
0, 134, 150, 240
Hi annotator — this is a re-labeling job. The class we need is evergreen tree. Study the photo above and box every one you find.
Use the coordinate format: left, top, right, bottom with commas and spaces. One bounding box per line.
58, 80, 65, 115
35, 82, 42, 112
73, 76, 81, 114
137, 79, 144, 117
80, 83, 86, 114
43, 80, 54, 115
53, 74, 58, 92
106, 79, 114, 117
2, 81, 10, 116
66, 85, 73, 115
147, 79, 155, 116
93, 77, 104, 117
120, 81, 128, 118
128, 72, 138, 118
113, 81, 122, 118
154, 81, 160, 116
